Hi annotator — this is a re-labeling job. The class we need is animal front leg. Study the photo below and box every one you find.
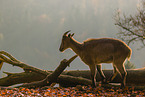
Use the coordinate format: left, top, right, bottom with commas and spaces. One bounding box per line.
96, 64, 107, 84
89, 65, 97, 87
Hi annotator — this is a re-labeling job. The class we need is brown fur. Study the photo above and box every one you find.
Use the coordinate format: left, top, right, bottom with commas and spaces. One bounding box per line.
59, 31, 132, 87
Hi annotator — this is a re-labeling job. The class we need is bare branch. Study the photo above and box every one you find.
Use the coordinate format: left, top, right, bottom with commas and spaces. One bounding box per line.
114, 1, 145, 48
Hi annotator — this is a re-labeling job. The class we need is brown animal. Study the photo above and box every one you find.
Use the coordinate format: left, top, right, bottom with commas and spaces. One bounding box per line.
59, 30, 132, 87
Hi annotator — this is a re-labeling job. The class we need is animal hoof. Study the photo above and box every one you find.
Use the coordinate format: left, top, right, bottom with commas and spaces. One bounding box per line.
121, 84, 125, 88
91, 83, 96, 88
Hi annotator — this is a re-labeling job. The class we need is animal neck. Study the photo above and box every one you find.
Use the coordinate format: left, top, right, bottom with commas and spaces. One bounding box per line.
69, 38, 83, 55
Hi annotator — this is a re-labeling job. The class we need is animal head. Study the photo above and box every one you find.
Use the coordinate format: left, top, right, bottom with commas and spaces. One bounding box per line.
59, 30, 74, 52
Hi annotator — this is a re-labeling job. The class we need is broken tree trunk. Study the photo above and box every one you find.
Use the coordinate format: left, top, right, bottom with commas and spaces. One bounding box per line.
17, 55, 90, 88
0, 51, 91, 87
0, 51, 145, 88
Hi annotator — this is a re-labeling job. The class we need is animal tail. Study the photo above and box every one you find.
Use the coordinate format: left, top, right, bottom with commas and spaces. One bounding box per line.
127, 48, 132, 61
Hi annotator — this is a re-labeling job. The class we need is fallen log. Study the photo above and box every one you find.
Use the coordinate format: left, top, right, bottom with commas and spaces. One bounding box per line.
0, 51, 91, 87
63, 68, 145, 86
17, 55, 86, 88
1, 68, 145, 87
0, 51, 145, 88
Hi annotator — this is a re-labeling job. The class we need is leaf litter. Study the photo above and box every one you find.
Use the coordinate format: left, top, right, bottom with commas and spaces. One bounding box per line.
0, 85, 145, 96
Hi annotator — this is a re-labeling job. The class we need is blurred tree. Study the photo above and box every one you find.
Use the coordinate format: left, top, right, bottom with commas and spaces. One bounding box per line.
114, 1, 145, 48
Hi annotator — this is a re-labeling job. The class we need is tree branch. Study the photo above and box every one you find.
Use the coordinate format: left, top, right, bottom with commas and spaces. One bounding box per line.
17, 55, 79, 88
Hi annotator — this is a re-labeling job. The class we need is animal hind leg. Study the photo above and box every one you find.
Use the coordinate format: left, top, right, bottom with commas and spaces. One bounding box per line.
109, 65, 118, 82
96, 64, 106, 84
115, 63, 127, 87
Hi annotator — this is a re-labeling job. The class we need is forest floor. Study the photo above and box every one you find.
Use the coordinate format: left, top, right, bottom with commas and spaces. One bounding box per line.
0, 85, 145, 96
